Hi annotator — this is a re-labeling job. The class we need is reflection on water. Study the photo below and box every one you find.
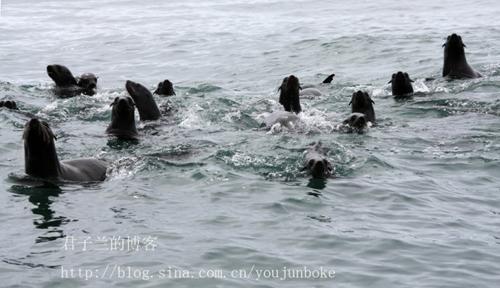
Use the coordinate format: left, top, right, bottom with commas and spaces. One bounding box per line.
9, 182, 68, 243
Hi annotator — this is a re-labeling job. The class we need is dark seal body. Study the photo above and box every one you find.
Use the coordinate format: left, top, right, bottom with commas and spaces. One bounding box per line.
342, 112, 368, 133
154, 80, 176, 96
442, 33, 481, 79
302, 142, 333, 179
106, 96, 139, 140
390, 71, 414, 97
0, 100, 18, 110
350, 91, 375, 123
125, 80, 161, 121
279, 75, 302, 114
23, 118, 107, 182
47, 64, 97, 97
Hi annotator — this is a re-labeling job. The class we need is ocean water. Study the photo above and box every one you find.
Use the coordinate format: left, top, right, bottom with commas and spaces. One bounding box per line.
1, 0, 500, 287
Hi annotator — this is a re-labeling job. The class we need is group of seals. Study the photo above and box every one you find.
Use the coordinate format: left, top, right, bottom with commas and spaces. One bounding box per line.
46, 64, 98, 97
389, 33, 481, 97
23, 118, 107, 182
7, 33, 484, 182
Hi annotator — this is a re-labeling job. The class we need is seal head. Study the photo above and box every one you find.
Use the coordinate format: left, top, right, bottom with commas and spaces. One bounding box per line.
125, 80, 161, 121
0, 100, 18, 110
106, 96, 139, 140
278, 75, 302, 114
389, 71, 414, 97
349, 91, 375, 123
302, 142, 333, 179
154, 80, 176, 96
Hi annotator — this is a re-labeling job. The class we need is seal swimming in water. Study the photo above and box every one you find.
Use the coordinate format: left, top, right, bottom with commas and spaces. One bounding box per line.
0, 100, 18, 110
442, 33, 481, 79
341, 112, 368, 133
350, 91, 375, 123
302, 142, 333, 179
125, 80, 161, 121
23, 118, 107, 182
278, 75, 302, 113
106, 96, 139, 140
154, 79, 176, 96
389, 71, 414, 97
46, 64, 97, 97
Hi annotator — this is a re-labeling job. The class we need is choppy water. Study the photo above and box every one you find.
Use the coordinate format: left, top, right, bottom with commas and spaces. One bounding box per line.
1, 0, 500, 287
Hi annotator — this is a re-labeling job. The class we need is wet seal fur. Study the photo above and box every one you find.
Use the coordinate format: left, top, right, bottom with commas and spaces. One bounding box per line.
442, 33, 481, 79
154, 80, 176, 96
125, 80, 161, 121
389, 71, 414, 97
106, 96, 139, 140
278, 75, 302, 114
302, 142, 333, 179
341, 112, 368, 133
23, 118, 107, 182
46, 64, 97, 97
0, 100, 18, 110
350, 91, 375, 123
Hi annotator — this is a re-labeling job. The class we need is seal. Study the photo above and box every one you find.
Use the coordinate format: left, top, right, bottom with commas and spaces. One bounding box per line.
125, 80, 161, 121
46, 64, 97, 97
154, 79, 176, 96
389, 71, 414, 97
442, 33, 481, 79
350, 91, 375, 123
278, 75, 302, 113
106, 96, 139, 140
23, 118, 107, 182
0, 100, 18, 110
302, 142, 333, 179
341, 112, 368, 133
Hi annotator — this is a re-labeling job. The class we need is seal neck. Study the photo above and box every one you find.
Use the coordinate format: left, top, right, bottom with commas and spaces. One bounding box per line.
24, 141, 61, 179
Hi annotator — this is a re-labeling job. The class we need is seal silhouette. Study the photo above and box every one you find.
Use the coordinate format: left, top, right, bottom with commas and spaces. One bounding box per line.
47, 64, 97, 97
389, 71, 414, 97
442, 33, 481, 79
278, 75, 302, 113
106, 96, 139, 140
0, 100, 18, 110
350, 91, 375, 123
23, 118, 107, 181
154, 79, 176, 96
125, 80, 161, 121
302, 142, 333, 179
322, 73, 336, 84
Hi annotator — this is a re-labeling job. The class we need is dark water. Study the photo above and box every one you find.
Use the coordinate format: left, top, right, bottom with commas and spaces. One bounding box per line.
1, 0, 500, 287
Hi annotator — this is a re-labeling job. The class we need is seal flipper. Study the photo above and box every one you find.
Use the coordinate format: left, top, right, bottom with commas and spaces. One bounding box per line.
125, 80, 161, 121
322, 73, 335, 84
